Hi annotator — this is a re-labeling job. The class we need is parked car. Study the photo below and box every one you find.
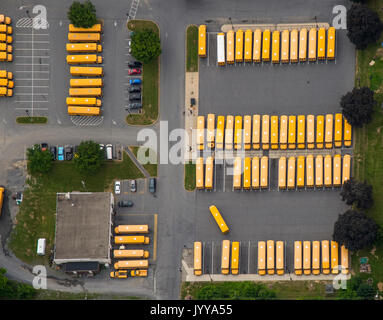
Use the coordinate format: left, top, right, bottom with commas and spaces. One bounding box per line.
128, 61, 142, 68
65, 146, 73, 161
128, 86, 141, 93
129, 78, 141, 85
127, 103, 142, 109
41, 143, 48, 152
114, 181, 121, 195
130, 180, 137, 192
106, 144, 113, 160
50, 146, 57, 160
129, 93, 141, 101
149, 177, 156, 194
128, 68, 141, 75
57, 147, 64, 161
117, 200, 133, 207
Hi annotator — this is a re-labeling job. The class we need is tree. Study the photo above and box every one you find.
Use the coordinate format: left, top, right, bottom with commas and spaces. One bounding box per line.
350, 0, 367, 3
0, 268, 36, 299
27, 144, 53, 174
356, 283, 376, 299
347, 3, 383, 49
340, 87, 375, 127
73, 140, 105, 174
131, 29, 161, 63
333, 210, 378, 251
340, 178, 374, 210
68, 1, 97, 28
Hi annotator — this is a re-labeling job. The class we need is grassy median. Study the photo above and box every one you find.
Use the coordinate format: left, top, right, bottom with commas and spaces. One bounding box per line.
184, 161, 196, 191
130, 146, 158, 177
186, 25, 198, 72
16, 117, 47, 124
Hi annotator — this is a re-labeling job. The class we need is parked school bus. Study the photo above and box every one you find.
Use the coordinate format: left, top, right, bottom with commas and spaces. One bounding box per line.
66, 43, 102, 53
0, 14, 12, 24
308, 28, 317, 61
343, 118, 352, 147
68, 33, 101, 42
206, 114, 215, 149
258, 241, 266, 275
342, 155, 351, 184
243, 157, 251, 190
333, 155, 341, 187
303, 241, 311, 275
316, 115, 324, 149
216, 116, 225, 150
114, 260, 149, 270
196, 157, 204, 190
234, 116, 243, 150
331, 241, 339, 274
276, 241, 284, 275
327, 27, 336, 60
197, 116, 205, 151
233, 157, 242, 190
221, 240, 230, 275
321, 240, 330, 274
0, 34, 12, 44
260, 156, 268, 189
225, 115, 234, 150
69, 87, 102, 97
297, 115, 305, 149
70, 78, 103, 88
334, 113, 343, 147
281, 30, 289, 63
226, 30, 235, 64
267, 240, 275, 275
271, 31, 280, 63
0, 52, 12, 62
113, 249, 149, 259
294, 241, 302, 275
341, 245, 349, 274
0, 78, 13, 88
0, 70, 12, 79
235, 29, 244, 62
325, 114, 333, 149
69, 23, 102, 33
324, 155, 332, 187
0, 43, 12, 53
66, 54, 102, 64
66, 97, 101, 107
0, 187, 4, 217
262, 29, 271, 62
231, 241, 240, 275
198, 25, 207, 57
307, 115, 315, 149
278, 157, 287, 190
252, 29, 262, 63
299, 28, 307, 62
217, 33, 226, 66
270, 116, 279, 149
279, 115, 288, 150
67, 106, 100, 116
297, 156, 305, 188
312, 241, 320, 275
243, 115, 252, 150
209, 205, 230, 234
290, 29, 298, 63
252, 157, 260, 189
306, 155, 314, 188
252, 115, 260, 149
287, 157, 296, 190
317, 28, 326, 60
0, 24, 12, 35
288, 115, 296, 149
244, 29, 252, 62
70, 66, 103, 76
0, 87, 12, 97
194, 241, 202, 276
315, 155, 323, 187
261, 115, 270, 150
114, 225, 149, 234
205, 156, 214, 190
114, 236, 150, 245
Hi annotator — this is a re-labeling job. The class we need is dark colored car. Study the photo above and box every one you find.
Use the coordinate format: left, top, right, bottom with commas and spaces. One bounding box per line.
128, 86, 141, 93
149, 178, 156, 194
117, 200, 134, 207
41, 143, 48, 151
128, 68, 141, 75
65, 146, 73, 161
127, 103, 142, 109
129, 93, 141, 101
127, 61, 142, 68
50, 146, 56, 160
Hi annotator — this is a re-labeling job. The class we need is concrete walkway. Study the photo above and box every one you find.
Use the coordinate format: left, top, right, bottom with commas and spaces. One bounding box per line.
184, 72, 199, 162
126, 146, 151, 178
221, 22, 330, 33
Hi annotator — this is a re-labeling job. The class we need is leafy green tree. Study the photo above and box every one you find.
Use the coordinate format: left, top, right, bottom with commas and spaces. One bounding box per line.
0, 268, 36, 299
68, 1, 97, 28
340, 179, 374, 210
356, 283, 376, 299
73, 140, 105, 174
27, 144, 53, 174
131, 29, 161, 63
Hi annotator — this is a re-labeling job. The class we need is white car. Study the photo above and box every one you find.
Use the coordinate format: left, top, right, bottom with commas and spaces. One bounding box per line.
114, 181, 121, 194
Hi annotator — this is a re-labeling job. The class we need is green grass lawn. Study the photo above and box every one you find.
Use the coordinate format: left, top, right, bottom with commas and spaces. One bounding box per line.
126, 20, 159, 125
184, 161, 196, 191
130, 146, 158, 177
16, 117, 47, 124
9, 152, 144, 265
186, 25, 198, 72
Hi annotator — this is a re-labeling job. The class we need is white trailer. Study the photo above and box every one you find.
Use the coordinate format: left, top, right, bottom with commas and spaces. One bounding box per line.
217, 33, 226, 66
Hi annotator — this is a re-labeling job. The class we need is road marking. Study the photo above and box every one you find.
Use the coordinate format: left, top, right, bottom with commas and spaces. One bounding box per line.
15, 40, 49, 43
248, 241, 251, 274
211, 241, 214, 273
153, 214, 158, 261
15, 107, 48, 110
15, 56, 49, 58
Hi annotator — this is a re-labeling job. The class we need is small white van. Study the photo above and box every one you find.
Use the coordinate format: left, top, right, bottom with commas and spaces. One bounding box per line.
106, 144, 113, 160
37, 238, 46, 256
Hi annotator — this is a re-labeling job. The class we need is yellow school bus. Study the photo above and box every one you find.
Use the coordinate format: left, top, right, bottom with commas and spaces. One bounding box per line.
258, 241, 266, 275
297, 115, 305, 149
197, 116, 205, 151
113, 249, 149, 259
209, 205, 229, 234
243, 157, 251, 190
205, 156, 214, 190
221, 240, 231, 275
225, 115, 234, 150
68, 32, 101, 42
0, 25, 12, 35
262, 115, 270, 150
0, 43, 12, 53
288, 115, 296, 149
342, 155, 351, 184
315, 155, 323, 187
327, 27, 336, 60
262, 29, 271, 62
252, 115, 261, 149
267, 240, 275, 275
306, 155, 314, 188
0, 51, 12, 61
114, 236, 150, 245
198, 25, 207, 57
235, 29, 244, 62
303, 241, 311, 275
260, 156, 269, 189
0, 34, 12, 44
252, 29, 262, 63
271, 31, 280, 63
66, 54, 102, 64
66, 97, 101, 107
226, 30, 235, 64
324, 155, 332, 187
278, 157, 287, 190
206, 114, 215, 149
290, 29, 298, 63
276, 241, 284, 275
0, 78, 13, 87
69, 23, 102, 33
216, 116, 225, 150
70, 66, 103, 77
281, 30, 289, 63
308, 28, 317, 61
67, 106, 100, 116
243, 115, 252, 150
66, 43, 102, 53
294, 241, 302, 275
196, 157, 204, 190
321, 240, 330, 274
279, 115, 288, 150
233, 157, 242, 190
306, 115, 315, 149
317, 28, 326, 60
297, 156, 305, 189
334, 113, 343, 147
114, 260, 148, 270
231, 241, 240, 275
0, 70, 12, 79
341, 245, 349, 275
312, 241, 320, 275
287, 157, 296, 190
69, 87, 102, 97
0, 187, 4, 217
333, 155, 341, 187
316, 115, 324, 149
0, 14, 11, 25
331, 241, 339, 274
244, 29, 252, 62
343, 118, 352, 147
194, 241, 203, 276
0, 87, 12, 97
70, 78, 103, 87
252, 157, 260, 189
325, 114, 333, 149
299, 28, 307, 62
234, 116, 243, 150
270, 115, 279, 149
114, 225, 149, 234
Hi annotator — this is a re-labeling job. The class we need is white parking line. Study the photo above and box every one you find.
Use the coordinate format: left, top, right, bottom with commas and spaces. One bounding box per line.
15, 56, 50, 58
15, 40, 49, 43
15, 63, 49, 66
15, 71, 50, 73
16, 48, 50, 50
15, 33, 49, 36
248, 241, 251, 274
16, 78, 50, 81
17, 85, 49, 88
15, 107, 48, 110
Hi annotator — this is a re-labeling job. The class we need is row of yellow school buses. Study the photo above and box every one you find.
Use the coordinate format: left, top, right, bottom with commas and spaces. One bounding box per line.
197, 113, 352, 151
66, 24, 104, 117
0, 69, 13, 97
0, 14, 13, 63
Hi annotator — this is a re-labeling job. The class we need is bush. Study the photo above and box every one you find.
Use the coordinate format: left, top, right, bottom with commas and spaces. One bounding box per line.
27, 144, 53, 174
131, 29, 161, 63
67, 0, 97, 28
